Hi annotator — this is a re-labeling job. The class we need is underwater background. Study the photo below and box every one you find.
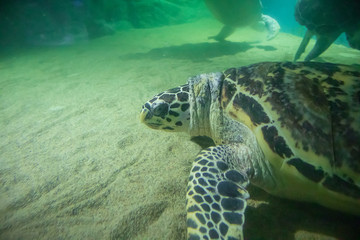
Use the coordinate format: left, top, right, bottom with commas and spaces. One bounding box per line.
0, 0, 359, 239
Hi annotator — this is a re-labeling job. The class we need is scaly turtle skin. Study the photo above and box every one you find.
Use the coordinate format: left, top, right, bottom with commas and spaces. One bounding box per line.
205, 0, 280, 41
140, 62, 360, 239
294, 0, 360, 62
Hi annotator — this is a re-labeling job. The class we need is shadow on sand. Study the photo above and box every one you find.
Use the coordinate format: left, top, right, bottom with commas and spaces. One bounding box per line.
245, 185, 360, 240
121, 41, 277, 62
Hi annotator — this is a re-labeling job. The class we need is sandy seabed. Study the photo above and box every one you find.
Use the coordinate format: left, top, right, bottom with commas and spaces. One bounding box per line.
1, 19, 360, 240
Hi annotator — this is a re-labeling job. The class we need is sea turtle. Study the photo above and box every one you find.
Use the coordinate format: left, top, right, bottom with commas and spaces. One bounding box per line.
140, 61, 360, 239
294, 0, 360, 62
204, 0, 280, 41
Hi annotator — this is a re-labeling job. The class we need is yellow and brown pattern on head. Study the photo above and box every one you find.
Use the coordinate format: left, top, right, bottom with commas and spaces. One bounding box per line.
140, 84, 191, 132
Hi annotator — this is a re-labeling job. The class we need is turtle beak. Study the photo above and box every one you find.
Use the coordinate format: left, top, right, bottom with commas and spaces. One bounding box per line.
140, 108, 151, 123
140, 108, 163, 129
140, 102, 154, 123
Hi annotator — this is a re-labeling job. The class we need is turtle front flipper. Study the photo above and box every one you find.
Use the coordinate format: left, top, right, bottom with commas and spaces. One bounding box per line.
208, 25, 236, 41
260, 14, 280, 41
186, 145, 250, 240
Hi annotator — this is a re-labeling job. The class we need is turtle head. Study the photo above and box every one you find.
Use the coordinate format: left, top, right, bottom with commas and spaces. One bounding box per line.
140, 84, 190, 132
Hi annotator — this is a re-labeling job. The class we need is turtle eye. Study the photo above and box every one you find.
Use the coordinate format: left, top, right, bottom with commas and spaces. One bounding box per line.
152, 103, 169, 118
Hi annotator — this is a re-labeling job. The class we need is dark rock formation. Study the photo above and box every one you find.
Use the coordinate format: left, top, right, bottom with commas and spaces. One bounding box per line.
0, 0, 207, 46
